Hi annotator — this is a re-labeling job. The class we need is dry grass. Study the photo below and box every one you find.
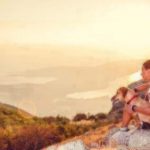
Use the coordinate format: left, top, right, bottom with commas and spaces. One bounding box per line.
47, 122, 121, 149
69, 120, 95, 125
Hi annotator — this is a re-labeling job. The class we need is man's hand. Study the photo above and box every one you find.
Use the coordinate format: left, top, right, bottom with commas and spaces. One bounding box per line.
124, 104, 135, 114
133, 105, 150, 115
135, 82, 150, 92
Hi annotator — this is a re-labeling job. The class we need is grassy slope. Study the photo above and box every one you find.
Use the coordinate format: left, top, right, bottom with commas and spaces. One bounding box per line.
0, 102, 35, 128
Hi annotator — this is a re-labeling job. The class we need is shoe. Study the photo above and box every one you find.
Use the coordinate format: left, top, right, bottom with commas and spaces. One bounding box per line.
119, 127, 129, 132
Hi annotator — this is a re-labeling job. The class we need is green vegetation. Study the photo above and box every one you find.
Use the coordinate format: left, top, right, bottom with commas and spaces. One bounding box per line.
0, 102, 119, 150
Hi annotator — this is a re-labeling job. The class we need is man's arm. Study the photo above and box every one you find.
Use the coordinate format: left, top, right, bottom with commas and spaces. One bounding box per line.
134, 106, 150, 115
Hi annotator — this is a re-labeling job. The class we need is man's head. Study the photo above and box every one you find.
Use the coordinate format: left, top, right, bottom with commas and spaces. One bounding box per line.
141, 60, 150, 81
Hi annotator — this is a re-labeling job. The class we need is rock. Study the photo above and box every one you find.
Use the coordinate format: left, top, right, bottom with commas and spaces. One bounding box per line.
107, 127, 150, 149
128, 129, 150, 148
43, 139, 89, 150
108, 101, 124, 122
116, 145, 128, 150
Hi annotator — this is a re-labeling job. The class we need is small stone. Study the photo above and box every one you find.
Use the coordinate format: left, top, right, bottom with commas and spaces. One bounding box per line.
45, 139, 89, 150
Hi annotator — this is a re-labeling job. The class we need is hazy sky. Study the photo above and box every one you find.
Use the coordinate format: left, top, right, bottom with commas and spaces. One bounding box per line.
0, 0, 150, 48
0, 0, 150, 73
1, 0, 150, 117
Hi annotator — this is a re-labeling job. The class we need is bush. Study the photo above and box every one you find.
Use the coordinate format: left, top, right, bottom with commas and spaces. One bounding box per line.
0, 129, 9, 150
42, 116, 56, 124
63, 123, 90, 138
10, 124, 62, 150
55, 115, 70, 125
87, 114, 96, 120
73, 113, 87, 121
95, 113, 107, 121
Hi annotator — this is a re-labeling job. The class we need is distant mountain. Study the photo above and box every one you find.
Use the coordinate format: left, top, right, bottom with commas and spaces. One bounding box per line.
0, 59, 144, 117
19, 59, 143, 90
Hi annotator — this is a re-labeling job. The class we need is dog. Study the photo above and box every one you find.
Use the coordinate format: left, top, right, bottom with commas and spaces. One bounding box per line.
112, 86, 150, 126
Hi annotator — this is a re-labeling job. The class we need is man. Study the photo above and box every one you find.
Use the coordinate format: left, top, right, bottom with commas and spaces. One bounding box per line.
107, 60, 150, 148
122, 59, 150, 129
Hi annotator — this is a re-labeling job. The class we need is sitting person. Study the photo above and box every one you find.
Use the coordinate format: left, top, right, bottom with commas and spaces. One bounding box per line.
106, 60, 150, 148
112, 86, 150, 130
122, 59, 150, 130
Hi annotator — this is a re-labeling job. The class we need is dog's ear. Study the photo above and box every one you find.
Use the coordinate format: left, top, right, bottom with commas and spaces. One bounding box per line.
117, 87, 128, 98
111, 95, 116, 101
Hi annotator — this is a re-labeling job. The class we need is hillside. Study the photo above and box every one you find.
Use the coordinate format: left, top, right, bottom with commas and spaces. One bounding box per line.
43, 101, 124, 150
0, 101, 120, 150
42, 121, 121, 150
0, 102, 35, 128
0, 88, 126, 150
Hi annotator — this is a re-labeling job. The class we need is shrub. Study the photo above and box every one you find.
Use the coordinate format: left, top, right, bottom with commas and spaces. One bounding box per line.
87, 114, 96, 120
95, 113, 107, 121
55, 115, 70, 125
0, 129, 9, 150
73, 113, 87, 121
42, 116, 56, 124
10, 124, 62, 150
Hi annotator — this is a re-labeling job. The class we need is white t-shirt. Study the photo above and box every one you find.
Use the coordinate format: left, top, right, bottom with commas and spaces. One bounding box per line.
146, 88, 150, 102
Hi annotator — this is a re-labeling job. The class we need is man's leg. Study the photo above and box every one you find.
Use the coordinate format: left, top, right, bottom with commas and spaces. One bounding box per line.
121, 105, 132, 127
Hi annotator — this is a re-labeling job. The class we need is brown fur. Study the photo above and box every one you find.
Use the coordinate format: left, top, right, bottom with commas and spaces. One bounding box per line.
112, 87, 150, 124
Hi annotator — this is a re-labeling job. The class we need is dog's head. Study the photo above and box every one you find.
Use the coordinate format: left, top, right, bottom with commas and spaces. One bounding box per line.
111, 87, 128, 103
112, 82, 150, 103
111, 87, 137, 104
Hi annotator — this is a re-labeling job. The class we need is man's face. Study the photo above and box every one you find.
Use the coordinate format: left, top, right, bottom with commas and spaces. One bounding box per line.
141, 66, 150, 81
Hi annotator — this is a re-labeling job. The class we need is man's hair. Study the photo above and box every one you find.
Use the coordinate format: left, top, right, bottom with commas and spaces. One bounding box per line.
143, 60, 150, 70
